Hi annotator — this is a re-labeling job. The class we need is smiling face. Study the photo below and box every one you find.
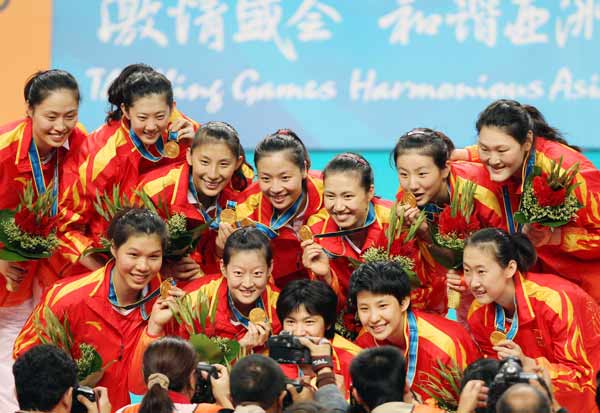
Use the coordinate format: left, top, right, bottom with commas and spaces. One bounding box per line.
111, 233, 163, 293
323, 171, 374, 230
395, 150, 450, 206
257, 151, 307, 212
356, 291, 408, 343
463, 244, 516, 306
187, 141, 243, 201
122, 93, 172, 146
478, 126, 532, 183
282, 304, 327, 338
221, 249, 272, 314
27, 89, 79, 156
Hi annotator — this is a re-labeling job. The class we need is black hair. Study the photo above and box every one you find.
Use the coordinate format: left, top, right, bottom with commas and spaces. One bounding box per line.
254, 128, 311, 172
191, 121, 252, 191
350, 346, 406, 410
276, 280, 338, 339
140, 336, 197, 413
106, 63, 154, 123
596, 369, 600, 410
349, 261, 411, 309
392, 127, 455, 170
464, 228, 537, 273
13, 344, 78, 411
460, 359, 500, 413
24, 69, 80, 108
476, 99, 580, 152
323, 152, 373, 192
496, 383, 551, 413
222, 227, 272, 267
230, 354, 286, 410
106, 69, 173, 123
107, 207, 169, 251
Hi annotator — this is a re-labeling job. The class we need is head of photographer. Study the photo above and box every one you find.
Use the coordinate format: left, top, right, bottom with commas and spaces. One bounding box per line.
13, 344, 110, 413
273, 279, 361, 397
463, 228, 600, 412
117, 336, 232, 413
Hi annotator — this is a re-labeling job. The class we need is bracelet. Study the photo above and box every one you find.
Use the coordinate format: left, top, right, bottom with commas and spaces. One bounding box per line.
311, 355, 334, 373
316, 371, 336, 388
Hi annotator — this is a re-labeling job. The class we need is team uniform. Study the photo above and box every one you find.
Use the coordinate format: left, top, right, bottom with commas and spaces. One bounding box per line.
13, 261, 164, 409
466, 138, 600, 302
467, 271, 600, 412
356, 309, 481, 403
235, 173, 325, 288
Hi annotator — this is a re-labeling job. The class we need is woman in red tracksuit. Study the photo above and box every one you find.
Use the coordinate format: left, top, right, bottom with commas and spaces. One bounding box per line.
463, 228, 600, 412
60, 64, 197, 273
234, 129, 324, 288
0, 69, 86, 411
14, 208, 173, 410
138, 121, 253, 281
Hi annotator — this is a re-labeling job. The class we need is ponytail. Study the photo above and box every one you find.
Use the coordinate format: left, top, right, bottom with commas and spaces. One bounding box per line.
465, 228, 537, 272
523, 105, 581, 152
139, 379, 174, 413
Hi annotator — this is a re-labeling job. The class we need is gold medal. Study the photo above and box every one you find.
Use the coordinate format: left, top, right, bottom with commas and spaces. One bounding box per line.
164, 141, 180, 159
490, 331, 507, 346
401, 192, 417, 208
299, 225, 313, 241
220, 208, 237, 225
249, 307, 267, 324
160, 278, 174, 299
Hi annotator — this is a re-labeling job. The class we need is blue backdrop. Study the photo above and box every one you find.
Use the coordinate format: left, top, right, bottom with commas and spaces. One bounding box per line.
53, 1, 600, 150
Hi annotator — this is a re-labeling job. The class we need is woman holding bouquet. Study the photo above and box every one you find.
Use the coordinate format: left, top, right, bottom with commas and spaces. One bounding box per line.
463, 228, 600, 412
138, 121, 253, 281
14, 208, 183, 410
459, 100, 600, 302
301, 152, 441, 317
0, 69, 87, 411
393, 128, 504, 320
60, 64, 198, 273
233, 129, 324, 288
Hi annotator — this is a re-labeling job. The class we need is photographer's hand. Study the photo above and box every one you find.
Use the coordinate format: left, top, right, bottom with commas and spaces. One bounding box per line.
286, 382, 315, 403
211, 364, 234, 409
456, 380, 488, 413
493, 340, 537, 371
76, 386, 111, 413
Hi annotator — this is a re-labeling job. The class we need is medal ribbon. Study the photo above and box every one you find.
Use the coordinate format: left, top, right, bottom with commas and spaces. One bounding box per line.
130, 129, 178, 162
405, 309, 419, 387
227, 291, 265, 328
314, 202, 377, 240
28, 139, 59, 216
494, 299, 519, 340
253, 191, 306, 240
188, 172, 235, 230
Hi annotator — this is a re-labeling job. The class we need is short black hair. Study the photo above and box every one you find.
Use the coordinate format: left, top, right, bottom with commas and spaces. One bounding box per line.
460, 359, 500, 413
350, 346, 406, 410
276, 280, 338, 339
349, 261, 411, 308
230, 355, 286, 410
496, 383, 551, 413
13, 344, 77, 411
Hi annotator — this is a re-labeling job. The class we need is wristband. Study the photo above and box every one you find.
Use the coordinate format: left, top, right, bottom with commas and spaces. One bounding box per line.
311, 355, 334, 373
316, 371, 336, 388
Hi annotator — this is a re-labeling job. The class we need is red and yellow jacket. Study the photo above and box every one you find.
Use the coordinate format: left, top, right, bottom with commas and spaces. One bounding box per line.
60, 109, 198, 263
13, 261, 163, 410
235, 173, 324, 288
0, 118, 87, 306
466, 138, 600, 302
128, 273, 281, 395
138, 161, 252, 274
306, 197, 446, 314
467, 271, 600, 412
356, 309, 481, 402
280, 334, 360, 398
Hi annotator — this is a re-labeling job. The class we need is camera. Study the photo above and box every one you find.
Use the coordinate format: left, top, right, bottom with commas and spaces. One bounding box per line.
191, 362, 219, 403
71, 386, 95, 413
488, 357, 541, 409
268, 331, 312, 364
283, 379, 305, 408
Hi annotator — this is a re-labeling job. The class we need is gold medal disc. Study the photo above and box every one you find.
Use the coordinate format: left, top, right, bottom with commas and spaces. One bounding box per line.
249, 307, 267, 324
490, 331, 507, 346
299, 225, 313, 241
220, 208, 237, 225
401, 192, 418, 208
164, 141, 180, 159
160, 277, 174, 299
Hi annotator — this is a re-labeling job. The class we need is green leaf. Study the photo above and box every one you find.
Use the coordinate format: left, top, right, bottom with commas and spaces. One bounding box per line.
190, 334, 223, 363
